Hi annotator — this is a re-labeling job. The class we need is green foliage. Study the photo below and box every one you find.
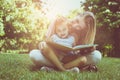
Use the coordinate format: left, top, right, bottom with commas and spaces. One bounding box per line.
0, 23, 5, 36
0, 0, 48, 51
102, 44, 113, 57
67, 8, 84, 19
83, 0, 120, 57
0, 54, 120, 80
83, 0, 120, 29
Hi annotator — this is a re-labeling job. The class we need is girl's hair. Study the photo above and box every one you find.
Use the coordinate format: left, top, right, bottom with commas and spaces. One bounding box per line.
78, 11, 96, 44
54, 16, 70, 34
46, 16, 70, 39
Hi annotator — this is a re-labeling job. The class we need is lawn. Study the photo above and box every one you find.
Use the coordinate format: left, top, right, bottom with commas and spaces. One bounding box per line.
0, 53, 120, 80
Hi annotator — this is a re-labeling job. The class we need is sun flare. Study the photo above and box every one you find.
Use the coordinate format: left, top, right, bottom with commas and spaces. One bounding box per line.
41, 0, 85, 20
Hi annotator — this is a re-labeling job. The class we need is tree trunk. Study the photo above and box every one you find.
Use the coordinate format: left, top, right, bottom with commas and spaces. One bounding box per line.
113, 28, 120, 57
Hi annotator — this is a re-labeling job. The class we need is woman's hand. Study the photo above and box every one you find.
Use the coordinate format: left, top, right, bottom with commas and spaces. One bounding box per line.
71, 50, 80, 55
79, 46, 96, 55
83, 46, 96, 53
89, 46, 96, 52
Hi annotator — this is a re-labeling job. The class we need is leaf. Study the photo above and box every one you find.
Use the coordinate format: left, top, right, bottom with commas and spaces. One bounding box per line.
0, 22, 5, 36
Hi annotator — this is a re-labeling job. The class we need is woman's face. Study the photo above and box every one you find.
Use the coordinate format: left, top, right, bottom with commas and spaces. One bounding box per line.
71, 16, 86, 31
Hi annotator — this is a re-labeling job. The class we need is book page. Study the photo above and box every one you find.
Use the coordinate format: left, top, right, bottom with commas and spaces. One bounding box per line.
47, 41, 98, 52
73, 44, 98, 51
47, 41, 73, 51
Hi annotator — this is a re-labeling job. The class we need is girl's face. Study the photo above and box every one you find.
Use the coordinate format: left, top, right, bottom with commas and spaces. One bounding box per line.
56, 24, 69, 39
71, 16, 86, 31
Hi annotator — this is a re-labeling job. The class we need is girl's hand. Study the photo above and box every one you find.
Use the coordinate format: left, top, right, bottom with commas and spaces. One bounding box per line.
38, 41, 47, 50
71, 50, 80, 55
74, 50, 80, 54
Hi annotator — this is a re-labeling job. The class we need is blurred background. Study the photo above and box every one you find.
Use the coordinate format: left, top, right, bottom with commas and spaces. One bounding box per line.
0, 0, 120, 57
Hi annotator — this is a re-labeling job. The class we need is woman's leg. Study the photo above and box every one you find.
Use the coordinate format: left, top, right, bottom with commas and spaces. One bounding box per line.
85, 50, 102, 65
29, 49, 53, 67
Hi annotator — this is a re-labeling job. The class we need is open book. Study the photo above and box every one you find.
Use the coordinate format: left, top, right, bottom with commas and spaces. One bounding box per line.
47, 41, 98, 52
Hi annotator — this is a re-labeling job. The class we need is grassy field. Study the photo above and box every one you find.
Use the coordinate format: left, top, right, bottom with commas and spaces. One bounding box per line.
0, 53, 120, 80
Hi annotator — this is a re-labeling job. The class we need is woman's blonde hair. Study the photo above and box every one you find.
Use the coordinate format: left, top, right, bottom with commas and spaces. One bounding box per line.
79, 11, 96, 44
46, 12, 96, 44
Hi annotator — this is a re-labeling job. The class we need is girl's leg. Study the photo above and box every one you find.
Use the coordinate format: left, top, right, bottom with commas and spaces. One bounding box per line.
29, 49, 53, 67
42, 45, 66, 71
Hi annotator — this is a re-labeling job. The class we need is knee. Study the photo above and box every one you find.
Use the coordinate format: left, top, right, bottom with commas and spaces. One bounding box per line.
92, 50, 102, 60
29, 50, 39, 58
29, 49, 43, 61
29, 49, 53, 66
91, 50, 102, 64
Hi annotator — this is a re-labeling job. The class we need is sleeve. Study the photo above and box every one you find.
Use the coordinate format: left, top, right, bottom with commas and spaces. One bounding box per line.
50, 34, 58, 43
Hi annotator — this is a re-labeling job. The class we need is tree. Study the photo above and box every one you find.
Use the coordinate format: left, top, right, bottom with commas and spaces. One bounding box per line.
82, 0, 120, 57
0, 0, 48, 52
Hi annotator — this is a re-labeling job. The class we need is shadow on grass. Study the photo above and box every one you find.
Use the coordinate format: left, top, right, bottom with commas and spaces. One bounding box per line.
29, 64, 42, 72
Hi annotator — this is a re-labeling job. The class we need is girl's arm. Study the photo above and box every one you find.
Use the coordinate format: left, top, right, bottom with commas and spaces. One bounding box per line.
41, 43, 66, 71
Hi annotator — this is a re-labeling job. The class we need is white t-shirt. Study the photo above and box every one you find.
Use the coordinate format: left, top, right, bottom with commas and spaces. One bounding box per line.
51, 34, 75, 47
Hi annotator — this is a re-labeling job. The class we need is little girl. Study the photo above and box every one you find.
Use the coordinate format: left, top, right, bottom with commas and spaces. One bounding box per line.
40, 16, 79, 72
50, 16, 75, 48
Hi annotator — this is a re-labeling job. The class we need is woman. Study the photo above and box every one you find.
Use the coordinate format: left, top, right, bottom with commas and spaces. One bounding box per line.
29, 11, 102, 72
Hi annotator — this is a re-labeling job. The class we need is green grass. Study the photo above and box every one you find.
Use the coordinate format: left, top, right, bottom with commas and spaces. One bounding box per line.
0, 53, 120, 80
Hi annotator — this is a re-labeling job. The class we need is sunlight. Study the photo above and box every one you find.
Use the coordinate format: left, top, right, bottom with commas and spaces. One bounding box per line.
41, 0, 85, 20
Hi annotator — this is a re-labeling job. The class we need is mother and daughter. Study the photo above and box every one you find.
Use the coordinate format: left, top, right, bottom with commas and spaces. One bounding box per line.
29, 11, 102, 73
